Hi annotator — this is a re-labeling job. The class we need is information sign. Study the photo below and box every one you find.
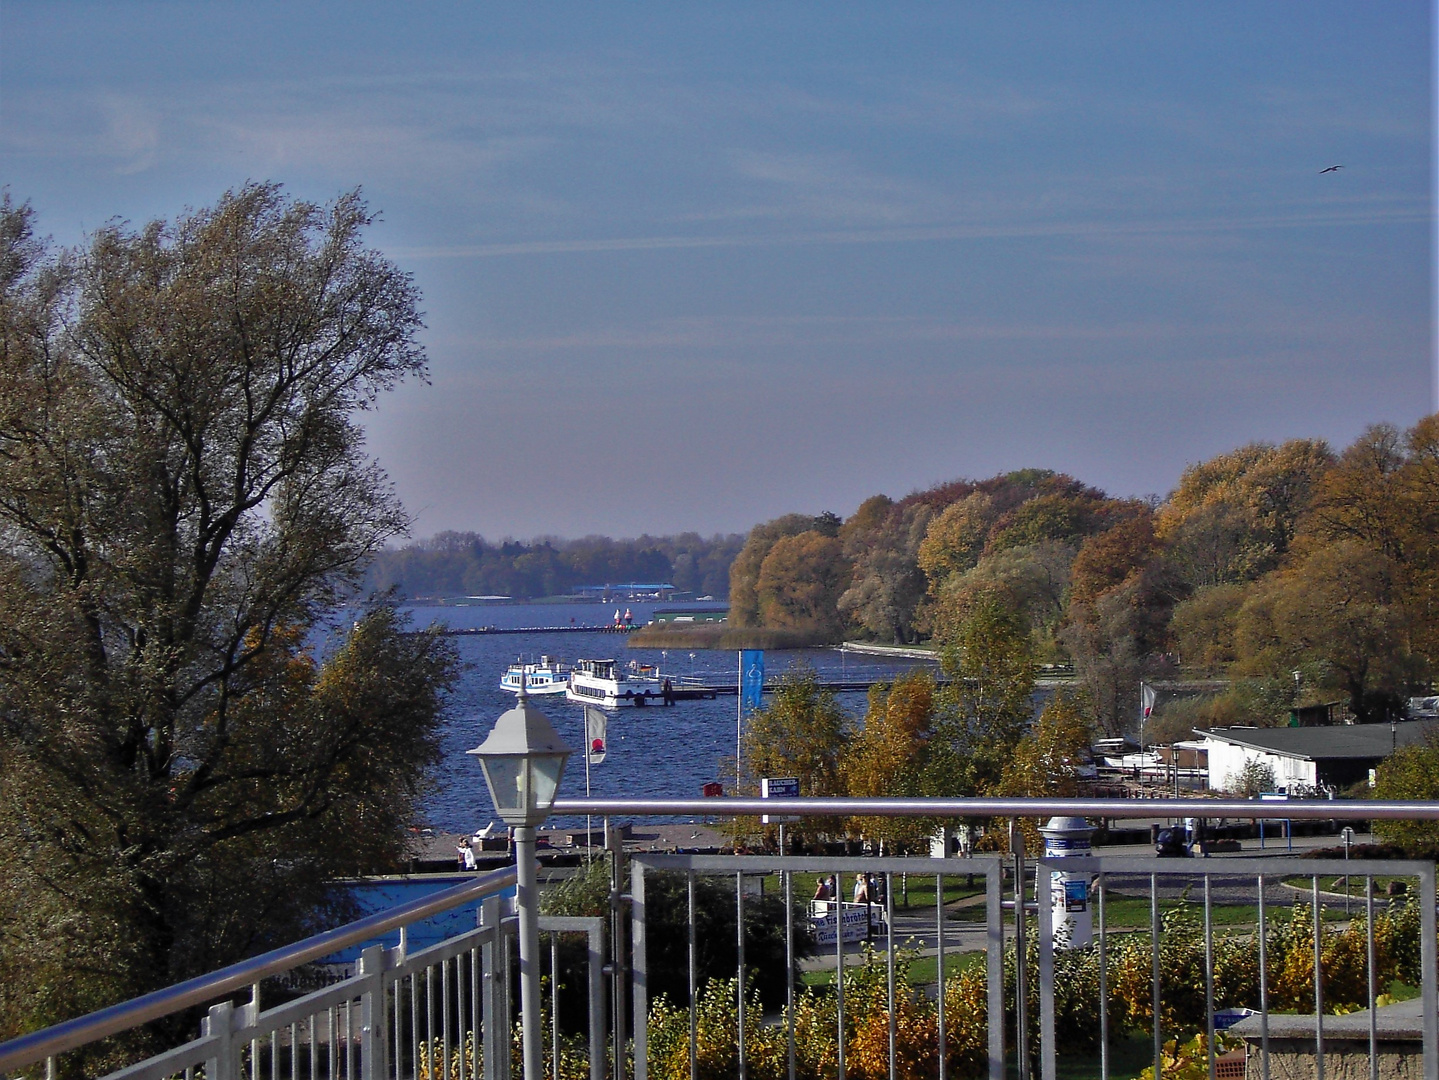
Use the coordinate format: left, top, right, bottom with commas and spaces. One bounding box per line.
761, 776, 800, 823
811, 903, 874, 945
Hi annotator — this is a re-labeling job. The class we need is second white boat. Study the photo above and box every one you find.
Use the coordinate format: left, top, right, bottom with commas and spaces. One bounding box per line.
500, 655, 572, 695
566, 658, 674, 707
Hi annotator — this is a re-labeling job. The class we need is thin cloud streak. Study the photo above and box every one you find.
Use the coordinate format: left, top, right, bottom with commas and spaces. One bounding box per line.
396, 203, 1431, 260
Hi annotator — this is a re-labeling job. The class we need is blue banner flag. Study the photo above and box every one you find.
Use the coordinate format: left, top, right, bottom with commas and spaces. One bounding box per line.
740, 650, 765, 714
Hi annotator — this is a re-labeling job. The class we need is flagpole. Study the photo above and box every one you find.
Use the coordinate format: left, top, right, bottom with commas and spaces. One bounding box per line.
736, 650, 743, 793
585, 708, 593, 862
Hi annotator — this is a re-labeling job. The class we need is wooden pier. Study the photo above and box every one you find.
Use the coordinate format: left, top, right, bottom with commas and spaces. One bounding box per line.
438, 624, 638, 636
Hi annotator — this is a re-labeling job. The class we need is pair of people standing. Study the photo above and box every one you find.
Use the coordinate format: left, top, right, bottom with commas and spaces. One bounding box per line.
456, 838, 477, 871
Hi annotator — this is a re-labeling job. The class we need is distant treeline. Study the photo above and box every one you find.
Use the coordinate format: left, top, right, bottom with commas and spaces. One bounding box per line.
365, 531, 744, 600
729, 416, 1439, 739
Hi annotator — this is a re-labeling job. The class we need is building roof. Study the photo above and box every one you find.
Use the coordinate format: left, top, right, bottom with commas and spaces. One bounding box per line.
1196, 721, 1439, 762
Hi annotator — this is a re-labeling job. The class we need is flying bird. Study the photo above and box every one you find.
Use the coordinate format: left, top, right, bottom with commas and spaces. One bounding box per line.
1319, 165, 1343, 174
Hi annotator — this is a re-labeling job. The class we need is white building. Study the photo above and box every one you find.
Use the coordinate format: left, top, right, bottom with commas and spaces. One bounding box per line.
1196, 722, 1438, 795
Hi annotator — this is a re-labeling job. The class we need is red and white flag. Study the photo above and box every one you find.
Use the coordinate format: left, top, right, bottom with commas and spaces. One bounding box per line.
1140, 682, 1157, 721
584, 706, 607, 765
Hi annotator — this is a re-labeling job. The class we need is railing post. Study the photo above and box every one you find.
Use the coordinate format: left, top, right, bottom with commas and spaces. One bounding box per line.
359, 944, 388, 1080
481, 897, 505, 1080
631, 860, 648, 1080
986, 858, 1005, 1080
1420, 864, 1437, 1080
688, 872, 698, 1080
1012, 827, 1029, 1080
609, 821, 627, 1080
736, 871, 746, 1080
1038, 858, 1055, 1080
203, 1000, 237, 1080
587, 920, 607, 1080
515, 825, 543, 1080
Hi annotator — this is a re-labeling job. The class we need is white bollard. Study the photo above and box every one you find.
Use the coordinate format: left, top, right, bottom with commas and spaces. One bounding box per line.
1040, 816, 1095, 949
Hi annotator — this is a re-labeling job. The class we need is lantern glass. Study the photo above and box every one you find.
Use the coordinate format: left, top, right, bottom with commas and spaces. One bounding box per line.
480, 756, 528, 818
469, 696, 572, 827
527, 753, 565, 814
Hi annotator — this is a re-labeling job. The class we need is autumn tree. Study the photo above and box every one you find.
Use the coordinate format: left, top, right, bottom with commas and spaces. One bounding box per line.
985, 491, 1110, 553
838, 501, 934, 643
1157, 439, 1333, 587
917, 492, 996, 591
931, 541, 1075, 659
1304, 419, 1439, 674
0, 188, 457, 1044
754, 530, 852, 637
1234, 541, 1416, 723
926, 593, 1037, 796
1062, 559, 1187, 738
1068, 510, 1159, 610
842, 671, 938, 850
994, 692, 1094, 849
728, 513, 833, 627
1370, 733, 1439, 849
1169, 584, 1247, 672
738, 670, 850, 844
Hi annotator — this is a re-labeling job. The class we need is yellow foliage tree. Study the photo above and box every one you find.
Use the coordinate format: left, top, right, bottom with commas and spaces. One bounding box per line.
842, 671, 938, 851
993, 692, 1093, 849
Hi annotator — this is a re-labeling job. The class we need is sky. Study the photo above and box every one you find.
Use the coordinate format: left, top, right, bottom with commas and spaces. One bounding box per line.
1, 3, 1434, 541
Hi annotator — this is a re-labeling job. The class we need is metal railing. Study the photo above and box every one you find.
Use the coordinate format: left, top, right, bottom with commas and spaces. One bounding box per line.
629, 853, 1008, 1080
0, 866, 610, 1080
563, 796, 1439, 1080
6, 796, 1439, 1080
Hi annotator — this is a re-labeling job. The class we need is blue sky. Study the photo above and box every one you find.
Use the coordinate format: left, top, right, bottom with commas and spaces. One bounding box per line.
1, 3, 1433, 539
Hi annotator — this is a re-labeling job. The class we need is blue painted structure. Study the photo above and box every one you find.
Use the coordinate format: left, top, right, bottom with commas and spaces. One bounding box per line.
324, 875, 516, 963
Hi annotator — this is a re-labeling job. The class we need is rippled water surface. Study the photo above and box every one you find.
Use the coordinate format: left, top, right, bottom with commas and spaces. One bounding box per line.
408, 601, 936, 831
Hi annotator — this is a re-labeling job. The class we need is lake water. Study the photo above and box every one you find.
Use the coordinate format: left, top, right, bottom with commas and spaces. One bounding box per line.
408, 601, 937, 832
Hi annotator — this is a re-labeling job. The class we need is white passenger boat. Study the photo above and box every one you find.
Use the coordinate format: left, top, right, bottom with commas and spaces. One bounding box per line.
499, 656, 572, 695
566, 658, 673, 707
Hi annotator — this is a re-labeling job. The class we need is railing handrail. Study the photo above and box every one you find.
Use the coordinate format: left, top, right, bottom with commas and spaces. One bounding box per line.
0, 864, 518, 1074
554, 795, 1439, 820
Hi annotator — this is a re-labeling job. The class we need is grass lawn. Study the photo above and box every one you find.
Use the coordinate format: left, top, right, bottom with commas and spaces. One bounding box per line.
800, 948, 985, 988
1099, 895, 1347, 928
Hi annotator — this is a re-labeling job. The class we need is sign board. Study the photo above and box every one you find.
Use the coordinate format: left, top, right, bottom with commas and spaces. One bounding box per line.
810, 903, 873, 945
761, 776, 800, 824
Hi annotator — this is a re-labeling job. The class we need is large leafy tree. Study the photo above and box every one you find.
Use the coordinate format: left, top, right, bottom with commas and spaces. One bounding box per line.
727, 512, 827, 627
1370, 734, 1439, 849
837, 501, 933, 644
0, 187, 457, 1041
842, 670, 938, 851
737, 670, 849, 844
927, 593, 1037, 795
994, 691, 1094, 849
1156, 438, 1333, 588
754, 530, 852, 637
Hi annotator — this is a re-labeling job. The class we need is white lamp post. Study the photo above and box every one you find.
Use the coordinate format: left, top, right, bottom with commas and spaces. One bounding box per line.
468, 685, 572, 1080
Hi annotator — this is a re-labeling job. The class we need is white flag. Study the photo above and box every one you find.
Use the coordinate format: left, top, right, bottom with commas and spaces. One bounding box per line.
585, 705, 607, 765
1140, 682, 1157, 720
